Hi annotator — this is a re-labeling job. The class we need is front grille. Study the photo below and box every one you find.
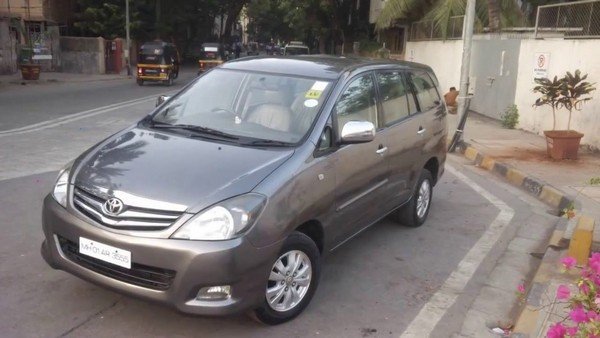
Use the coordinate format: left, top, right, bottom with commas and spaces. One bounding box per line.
58, 236, 176, 291
73, 188, 183, 230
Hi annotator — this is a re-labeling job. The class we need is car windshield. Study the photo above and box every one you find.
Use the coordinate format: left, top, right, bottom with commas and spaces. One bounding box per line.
150, 69, 332, 144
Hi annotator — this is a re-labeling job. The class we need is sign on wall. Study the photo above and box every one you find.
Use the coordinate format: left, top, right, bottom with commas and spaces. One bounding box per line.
534, 52, 550, 78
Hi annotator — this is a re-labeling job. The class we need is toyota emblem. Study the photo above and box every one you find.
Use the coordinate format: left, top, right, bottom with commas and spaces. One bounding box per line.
103, 197, 124, 216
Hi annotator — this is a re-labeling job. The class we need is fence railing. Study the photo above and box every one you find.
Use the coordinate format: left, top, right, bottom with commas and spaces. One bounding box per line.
535, 0, 600, 38
409, 16, 464, 41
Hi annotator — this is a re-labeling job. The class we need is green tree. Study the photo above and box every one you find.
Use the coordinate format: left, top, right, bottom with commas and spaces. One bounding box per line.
71, 0, 249, 58
375, 0, 524, 36
246, 0, 371, 54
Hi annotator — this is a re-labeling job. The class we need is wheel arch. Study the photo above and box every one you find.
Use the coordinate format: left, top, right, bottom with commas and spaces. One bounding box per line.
294, 220, 324, 254
424, 157, 440, 185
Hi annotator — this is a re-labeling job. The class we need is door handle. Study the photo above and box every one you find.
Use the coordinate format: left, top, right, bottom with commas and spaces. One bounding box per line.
376, 146, 388, 155
417, 127, 426, 135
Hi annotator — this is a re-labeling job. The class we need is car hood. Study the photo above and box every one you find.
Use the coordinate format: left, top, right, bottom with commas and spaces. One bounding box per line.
74, 127, 294, 213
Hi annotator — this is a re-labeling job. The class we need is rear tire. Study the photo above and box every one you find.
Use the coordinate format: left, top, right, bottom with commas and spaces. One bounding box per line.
392, 169, 433, 227
252, 232, 321, 325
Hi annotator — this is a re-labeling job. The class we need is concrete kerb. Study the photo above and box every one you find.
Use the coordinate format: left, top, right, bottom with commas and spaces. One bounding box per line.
456, 141, 575, 213
455, 141, 597, 337
0, 74, 132, 85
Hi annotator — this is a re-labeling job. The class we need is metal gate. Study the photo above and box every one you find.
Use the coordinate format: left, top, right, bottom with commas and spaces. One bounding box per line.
469, 38, 521, 120
105, 39, 123, 74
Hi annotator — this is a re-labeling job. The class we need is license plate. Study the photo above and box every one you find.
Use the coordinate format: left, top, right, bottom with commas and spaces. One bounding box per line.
79, 237, 131, 269
145, 69, 158, 74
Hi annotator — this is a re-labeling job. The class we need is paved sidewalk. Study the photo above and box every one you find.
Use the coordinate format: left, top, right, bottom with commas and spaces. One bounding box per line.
0, 70, 131, 85
448, 113, 600, 337
451, 113, 600, 233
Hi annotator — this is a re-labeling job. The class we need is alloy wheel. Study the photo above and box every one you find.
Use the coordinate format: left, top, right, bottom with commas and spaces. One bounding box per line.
416, 179, 431, 219
266, 250, 312, 312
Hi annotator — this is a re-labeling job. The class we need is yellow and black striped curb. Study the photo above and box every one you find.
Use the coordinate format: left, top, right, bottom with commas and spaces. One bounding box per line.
512, 217, 596, 337
456, 141, 596, 337
456, 141, 574, 212
511, 230, 566, 337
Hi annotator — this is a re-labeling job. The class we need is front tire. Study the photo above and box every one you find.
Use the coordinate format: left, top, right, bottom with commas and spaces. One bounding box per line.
252, 232, 321, 325
392, 169, 433, 227
136, 79, 143, 86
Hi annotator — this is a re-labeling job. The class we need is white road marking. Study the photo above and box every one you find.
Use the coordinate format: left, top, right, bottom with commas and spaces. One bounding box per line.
400, 164, 515, 337
0, 92, 175, 137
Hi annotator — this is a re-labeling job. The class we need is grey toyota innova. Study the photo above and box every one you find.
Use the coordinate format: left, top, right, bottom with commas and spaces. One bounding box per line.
41, 56, 447, 324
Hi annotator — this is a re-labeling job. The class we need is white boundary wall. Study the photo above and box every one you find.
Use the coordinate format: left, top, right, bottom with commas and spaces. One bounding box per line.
515, 39, 600, 148
406, 37, 600, 149
405, 40, 463, 93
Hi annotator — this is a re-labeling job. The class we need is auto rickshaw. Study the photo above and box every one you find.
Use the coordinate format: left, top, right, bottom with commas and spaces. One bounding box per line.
136, 41, 180, 86
198, 42, 224, 74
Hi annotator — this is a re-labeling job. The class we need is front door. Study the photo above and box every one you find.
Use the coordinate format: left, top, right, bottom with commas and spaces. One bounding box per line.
330, 73, 390, 247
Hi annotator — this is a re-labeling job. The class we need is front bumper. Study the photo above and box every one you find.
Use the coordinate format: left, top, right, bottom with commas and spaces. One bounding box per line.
137, 73, 169, 81
41, 195, 280, 315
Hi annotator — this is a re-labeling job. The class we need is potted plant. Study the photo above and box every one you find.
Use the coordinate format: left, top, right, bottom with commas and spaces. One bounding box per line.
533, 70, 596, 160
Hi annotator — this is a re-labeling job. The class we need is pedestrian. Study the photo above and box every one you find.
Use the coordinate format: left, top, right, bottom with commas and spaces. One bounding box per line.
444, 87, 459, 114
234, 42, 241, 59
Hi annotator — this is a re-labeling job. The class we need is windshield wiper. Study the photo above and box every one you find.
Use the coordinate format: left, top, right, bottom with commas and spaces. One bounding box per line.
149, 122, 239, 140
243, 139, 295, 147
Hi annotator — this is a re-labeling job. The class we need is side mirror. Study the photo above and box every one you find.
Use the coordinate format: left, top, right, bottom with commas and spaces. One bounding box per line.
156, 95, 171, 107
340, 121, 376, 144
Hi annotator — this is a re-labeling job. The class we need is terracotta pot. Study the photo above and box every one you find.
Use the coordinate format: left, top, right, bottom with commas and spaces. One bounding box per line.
20, 64, 41, 80
543, 130, 584, 160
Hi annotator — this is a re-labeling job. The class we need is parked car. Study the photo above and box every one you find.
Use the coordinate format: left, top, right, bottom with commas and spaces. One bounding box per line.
41, 56, 447, 325
284, 41, 310, 55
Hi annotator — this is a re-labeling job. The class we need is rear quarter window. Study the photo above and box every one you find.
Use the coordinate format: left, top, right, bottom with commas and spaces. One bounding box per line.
410, 71, 441, 111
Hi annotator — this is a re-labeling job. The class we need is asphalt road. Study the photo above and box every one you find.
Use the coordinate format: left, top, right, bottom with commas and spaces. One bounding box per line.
0, 76, 558, 337
0, 66, 198, 132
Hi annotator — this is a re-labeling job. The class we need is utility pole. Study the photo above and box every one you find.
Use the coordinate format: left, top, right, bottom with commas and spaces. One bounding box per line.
448, 0, 476, 152
125, 0, 131, 76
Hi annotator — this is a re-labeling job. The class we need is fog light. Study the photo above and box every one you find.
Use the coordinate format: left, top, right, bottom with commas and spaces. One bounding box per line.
196, 285, 231, 300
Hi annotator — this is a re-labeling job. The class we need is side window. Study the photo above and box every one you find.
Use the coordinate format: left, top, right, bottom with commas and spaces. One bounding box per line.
376, 71, 411, 126
409, 71, 441, 111
335, 74, 378, 131
405, 74, 419, 115
317, 126, 333, 151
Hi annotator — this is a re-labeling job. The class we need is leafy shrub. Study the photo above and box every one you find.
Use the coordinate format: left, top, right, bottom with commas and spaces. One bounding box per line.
501, 104, 519, 129
544, 254, 600, 337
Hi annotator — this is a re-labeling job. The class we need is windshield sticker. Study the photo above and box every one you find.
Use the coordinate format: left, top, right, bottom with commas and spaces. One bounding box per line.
304, 99, 319, 108
305, 81, 328, 99
204, 47, 219, 52
311, 81, 328, 91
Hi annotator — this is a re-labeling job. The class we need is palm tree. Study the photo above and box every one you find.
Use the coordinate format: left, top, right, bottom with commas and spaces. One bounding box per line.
376, 0, 523, 36
487, 0, 502, 31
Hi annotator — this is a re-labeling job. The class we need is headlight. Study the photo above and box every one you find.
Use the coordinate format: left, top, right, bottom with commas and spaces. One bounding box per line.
171, 193, 266, 241
52, 162, 73, 208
